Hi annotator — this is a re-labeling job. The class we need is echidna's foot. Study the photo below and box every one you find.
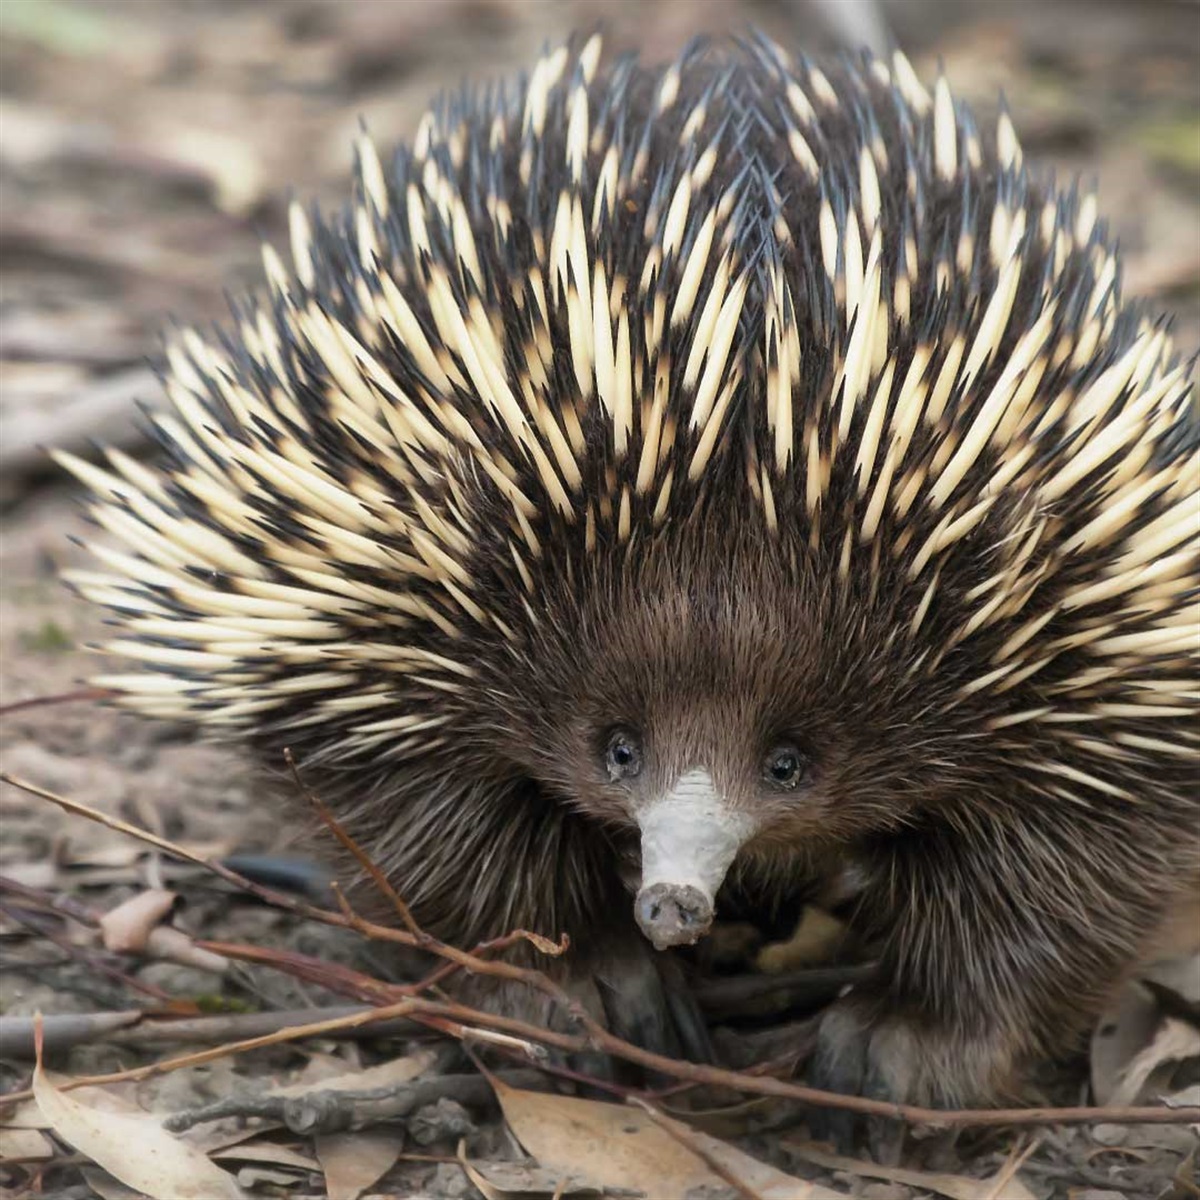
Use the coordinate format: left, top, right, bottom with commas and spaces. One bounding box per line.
592, 939, 712, 1068
807, 995, 1019, 1160
458, 939, 710, 1085
455, 967, 615, 1085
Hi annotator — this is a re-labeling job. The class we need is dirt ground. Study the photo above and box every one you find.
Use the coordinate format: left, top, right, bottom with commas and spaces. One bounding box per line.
1, 1, 1198, 1197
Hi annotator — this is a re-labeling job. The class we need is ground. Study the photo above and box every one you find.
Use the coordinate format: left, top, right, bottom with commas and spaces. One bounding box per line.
1, 1, 1197, 1197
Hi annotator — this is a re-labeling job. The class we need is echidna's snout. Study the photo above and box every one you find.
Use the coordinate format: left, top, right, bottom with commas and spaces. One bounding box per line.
633, 769, 755, 951
635, 881, 713, 950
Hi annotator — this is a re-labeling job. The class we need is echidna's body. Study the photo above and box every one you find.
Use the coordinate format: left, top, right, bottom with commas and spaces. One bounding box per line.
62, 35, 1198, 1108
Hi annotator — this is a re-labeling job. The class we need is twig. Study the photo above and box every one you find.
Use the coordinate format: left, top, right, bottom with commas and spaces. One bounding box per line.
0, 770, 565, 969
196, 940, 1200, 1131
285, 748, 422, 938
630, 1096, 764, 1200
984, 1136, 1042, 1200
1, 903, 178, 1004
192, 938, 398, 1006
165, 1068, 547, 1135
0, 1011, 142, 1059
0, 688, 115, 717
492, 1043, 639, 1100
0, 1001, 423, 1108
107, 1005, 410, 1047
0, 876, 104, 927
5, 769, 1200, 1131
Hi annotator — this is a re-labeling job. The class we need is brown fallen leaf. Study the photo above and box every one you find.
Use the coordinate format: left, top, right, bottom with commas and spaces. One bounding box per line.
31, 1016, 246, 1200
1093, 980, 1167, 1106
458, 1144, 607, 1199
98, 887, 178, 953
210, 1141, 321, 1171
0, 1125, 54, 1162
315, 1129, 403, 1200
493, 1078, 848, 1199
1110, 1019, 1200, 1108
268, 1046, 441, 1097
785, 1140, 1040, 1200
80, 1167, 149, 1200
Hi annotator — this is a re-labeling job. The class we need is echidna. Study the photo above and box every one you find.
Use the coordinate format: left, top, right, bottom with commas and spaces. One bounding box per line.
58, 33, 1199, 1110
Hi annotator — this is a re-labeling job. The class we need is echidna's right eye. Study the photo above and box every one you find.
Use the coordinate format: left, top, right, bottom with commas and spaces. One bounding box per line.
605, 729, 643, 782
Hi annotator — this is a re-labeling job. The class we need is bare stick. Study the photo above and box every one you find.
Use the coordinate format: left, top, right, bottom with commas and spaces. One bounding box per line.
0, 688, 114, 717
4, 769, 1199, 1131
285, 748, 421, 938
630, 1096, 764, 1200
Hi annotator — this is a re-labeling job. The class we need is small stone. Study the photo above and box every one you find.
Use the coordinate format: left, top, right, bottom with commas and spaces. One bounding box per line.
407, 1097, 477, 1146
1072, 1190, 1128, 1200
1091, 1122, 1129, 1146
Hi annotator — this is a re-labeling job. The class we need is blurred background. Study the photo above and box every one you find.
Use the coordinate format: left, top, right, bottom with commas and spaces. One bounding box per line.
2, 0, 1197, 497
0, 0, 1197, 885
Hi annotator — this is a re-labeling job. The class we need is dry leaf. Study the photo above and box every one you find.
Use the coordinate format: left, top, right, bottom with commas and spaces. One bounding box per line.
786, 1140, 1040, 1200
458, 1149, 604, 1198
17, 1080, 144, 1127
1094, 955, 1200, 1108
0, 1125, 54, 1161
211, 1141, 321, 1170
33, 1021, 245, 1200
495, 1081, 708, 1194
80, 1167, 151, 1200
98, 888, 177, 953
142, 925, 230, 972
494, 1079, 847, 1199
269, 1048, 439, 1097
1110, 1018, 1200, 1107
315, 1129, 402, 1200
1092, 981, 1164, 1106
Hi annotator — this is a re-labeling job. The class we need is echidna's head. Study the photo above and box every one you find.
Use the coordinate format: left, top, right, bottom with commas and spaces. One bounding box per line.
500, 531, 964, 950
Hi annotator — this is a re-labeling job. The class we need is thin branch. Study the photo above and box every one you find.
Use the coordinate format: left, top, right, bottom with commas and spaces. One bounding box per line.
1, 903, 175, 1004
630, 1096, 764, 1200
0, 1001, 423, 1107
285, 747, 421, 938
4, 769, 1199, 1131
0, 687, 115, 717
196, 941, 1200, 1131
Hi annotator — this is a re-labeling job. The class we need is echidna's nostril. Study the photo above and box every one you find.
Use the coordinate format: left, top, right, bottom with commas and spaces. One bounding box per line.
635, 881, 714, 950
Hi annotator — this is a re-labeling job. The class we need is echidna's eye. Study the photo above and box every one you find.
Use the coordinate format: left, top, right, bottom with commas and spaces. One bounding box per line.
605, 730, 642, 781
765, 746, 807, 789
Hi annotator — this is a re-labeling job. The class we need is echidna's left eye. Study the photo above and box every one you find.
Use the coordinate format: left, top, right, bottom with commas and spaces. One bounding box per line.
765, 745, 807, 790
